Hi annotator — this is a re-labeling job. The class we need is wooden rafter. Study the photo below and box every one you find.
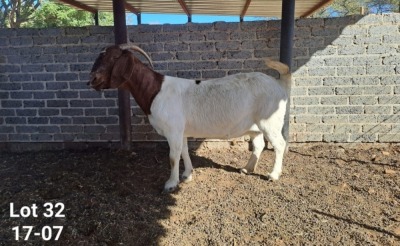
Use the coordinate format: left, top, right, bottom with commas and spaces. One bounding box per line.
59, 0, 97, 13
240, 0, 252, 18
177, 0, 191, 17
300, 0, 334, 17
57, 0, 333, 19
124, 1, 140, 15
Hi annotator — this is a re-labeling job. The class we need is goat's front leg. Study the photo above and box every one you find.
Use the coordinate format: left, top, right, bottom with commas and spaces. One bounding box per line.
163, 134, 183, 193
181, 137, 193, 182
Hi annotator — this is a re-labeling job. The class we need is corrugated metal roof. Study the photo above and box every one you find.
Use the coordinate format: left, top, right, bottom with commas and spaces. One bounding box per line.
59, 0, 333, 18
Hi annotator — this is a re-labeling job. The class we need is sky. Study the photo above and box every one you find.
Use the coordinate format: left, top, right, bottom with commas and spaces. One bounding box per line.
125, 13, 265, 25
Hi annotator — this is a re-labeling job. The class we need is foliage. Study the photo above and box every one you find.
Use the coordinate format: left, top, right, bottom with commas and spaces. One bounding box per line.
0, 0, 41, 28
313, 0, 400, 17
27, 0, 113, 27
0, 0, 113, 28
366, 0, 400, 13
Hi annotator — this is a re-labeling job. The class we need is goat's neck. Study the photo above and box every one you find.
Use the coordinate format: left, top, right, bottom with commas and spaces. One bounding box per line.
123, 57, 164, 115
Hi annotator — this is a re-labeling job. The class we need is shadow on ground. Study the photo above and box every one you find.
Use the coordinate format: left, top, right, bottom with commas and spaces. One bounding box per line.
0, 145, 179, 245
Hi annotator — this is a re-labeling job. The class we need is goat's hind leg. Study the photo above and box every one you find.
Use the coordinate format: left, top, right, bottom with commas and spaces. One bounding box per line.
268, 136, 285, 181
257, 120, 286, 181
181, 137, 193, 182
241, 132, 265, 174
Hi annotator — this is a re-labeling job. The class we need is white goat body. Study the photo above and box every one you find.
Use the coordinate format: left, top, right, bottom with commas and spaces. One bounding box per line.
89, 45, 290, 193
149, 71, 289, 193
150, 72, 287, 139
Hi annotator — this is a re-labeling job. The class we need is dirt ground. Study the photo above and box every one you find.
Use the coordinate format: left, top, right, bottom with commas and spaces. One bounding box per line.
0, 142, 399, 245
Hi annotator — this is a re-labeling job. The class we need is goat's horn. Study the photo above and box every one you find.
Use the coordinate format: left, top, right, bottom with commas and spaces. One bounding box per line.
119, 44, 154, 69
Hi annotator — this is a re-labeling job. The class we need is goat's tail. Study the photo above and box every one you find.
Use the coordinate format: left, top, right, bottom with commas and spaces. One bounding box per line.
266, 59, 291, 153
265, 59, 292, 92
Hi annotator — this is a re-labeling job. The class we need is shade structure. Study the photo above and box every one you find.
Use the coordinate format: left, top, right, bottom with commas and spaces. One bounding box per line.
59, 0, 332, 18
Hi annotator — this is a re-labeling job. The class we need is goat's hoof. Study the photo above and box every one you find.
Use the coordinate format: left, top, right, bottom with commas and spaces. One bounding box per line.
181, 174, 193, 183
162, 186, 177, 194
240, 168, 248, 174
240, 168, 253, 175
162, 179, 179, 194
268, 172, 280, 181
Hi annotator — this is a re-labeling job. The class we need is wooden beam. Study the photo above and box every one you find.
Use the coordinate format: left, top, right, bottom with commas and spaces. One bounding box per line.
300, 0, 334, 17
124, 1, 140, 15
59, 0, 97, 13
177, 0, 191, 21
240, 0, 252, 19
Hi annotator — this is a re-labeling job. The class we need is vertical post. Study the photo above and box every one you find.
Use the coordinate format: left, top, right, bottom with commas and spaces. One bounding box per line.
188, 15, 192, 23
94, 11, 99, 26
279, 0, 295, 144
113, 0, 131, 150
137, 13, 142, 24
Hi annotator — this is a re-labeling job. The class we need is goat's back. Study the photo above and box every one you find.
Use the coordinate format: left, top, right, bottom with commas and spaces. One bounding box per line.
151, 73, 287, 139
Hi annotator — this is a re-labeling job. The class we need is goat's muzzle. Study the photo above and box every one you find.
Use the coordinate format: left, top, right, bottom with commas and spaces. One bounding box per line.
88, 73, 108, 91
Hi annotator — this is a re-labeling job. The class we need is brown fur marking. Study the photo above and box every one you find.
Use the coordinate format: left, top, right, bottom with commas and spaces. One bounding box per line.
90, 47, 164, 115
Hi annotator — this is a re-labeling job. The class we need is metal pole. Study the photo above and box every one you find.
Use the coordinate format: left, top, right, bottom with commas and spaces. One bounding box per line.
279, 0, 295, 144
113, 0, 131, 150
94, 11, 99, 26
137, 13, 142, 24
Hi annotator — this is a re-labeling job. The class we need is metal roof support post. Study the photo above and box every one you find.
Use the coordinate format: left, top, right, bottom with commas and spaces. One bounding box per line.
113, 0, 132, 150
279, 0, 295, 145
94, 11, 99, 25
137, 13, 142, 24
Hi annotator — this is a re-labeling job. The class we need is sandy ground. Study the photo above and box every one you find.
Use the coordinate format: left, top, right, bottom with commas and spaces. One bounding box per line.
0, 142, 399, 245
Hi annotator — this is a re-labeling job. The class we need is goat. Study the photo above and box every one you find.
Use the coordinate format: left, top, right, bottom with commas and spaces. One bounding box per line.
89, 44, 291, 193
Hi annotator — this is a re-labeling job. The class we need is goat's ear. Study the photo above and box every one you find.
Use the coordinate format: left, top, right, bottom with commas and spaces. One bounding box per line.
110, 52, 134, 88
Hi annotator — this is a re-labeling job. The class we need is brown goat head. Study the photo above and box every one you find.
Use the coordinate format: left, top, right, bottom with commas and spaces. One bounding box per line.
88, 44, 153, 91
89, 45, 123, 90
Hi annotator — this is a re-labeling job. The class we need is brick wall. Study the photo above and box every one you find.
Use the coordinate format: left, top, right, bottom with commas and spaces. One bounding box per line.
0, 14, 399, 146
291, 14, 399, 143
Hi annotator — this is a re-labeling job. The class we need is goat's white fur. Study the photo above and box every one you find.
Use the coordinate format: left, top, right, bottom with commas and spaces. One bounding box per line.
148, 68, 290, 192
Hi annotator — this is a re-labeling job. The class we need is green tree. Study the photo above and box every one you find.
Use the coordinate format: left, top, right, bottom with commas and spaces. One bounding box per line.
0, 0, 41, 28
312, 0, 399, 17
27, 0, 113, 27
366, 0, 399, 13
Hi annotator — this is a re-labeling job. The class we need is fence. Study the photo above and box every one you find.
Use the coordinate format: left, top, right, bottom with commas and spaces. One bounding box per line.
0, 14, 399, 149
